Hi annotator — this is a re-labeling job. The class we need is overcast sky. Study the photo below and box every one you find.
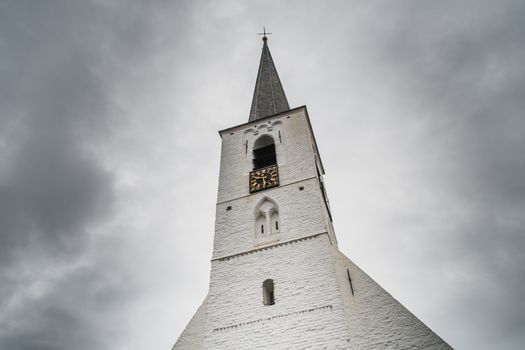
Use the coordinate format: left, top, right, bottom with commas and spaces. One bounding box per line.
1, 1, 524, 349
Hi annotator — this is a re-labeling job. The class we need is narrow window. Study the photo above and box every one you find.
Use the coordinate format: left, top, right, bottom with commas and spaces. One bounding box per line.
253, 135, 276, 170
261, 225, 264, 234
317, 165, 333, 221
263, 279, 275, 305
275, 221, 279, 230
347, 269, 354, 296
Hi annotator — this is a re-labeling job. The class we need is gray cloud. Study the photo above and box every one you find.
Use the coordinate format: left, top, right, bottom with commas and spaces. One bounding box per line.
0, 1, 162, 349
324, 2, 525, 348
0, 235, 139, 350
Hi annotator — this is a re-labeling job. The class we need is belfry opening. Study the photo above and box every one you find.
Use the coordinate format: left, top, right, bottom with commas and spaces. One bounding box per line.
252, 135, 276, 170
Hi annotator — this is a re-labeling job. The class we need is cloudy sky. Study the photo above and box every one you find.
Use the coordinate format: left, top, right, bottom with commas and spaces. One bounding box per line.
1, 1, 524, 349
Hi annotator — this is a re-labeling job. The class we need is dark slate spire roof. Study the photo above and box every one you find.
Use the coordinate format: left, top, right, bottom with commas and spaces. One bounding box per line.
249, 36, 290, 122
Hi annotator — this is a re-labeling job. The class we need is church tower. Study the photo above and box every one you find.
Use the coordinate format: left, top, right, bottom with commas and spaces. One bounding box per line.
173, 35, 453, 350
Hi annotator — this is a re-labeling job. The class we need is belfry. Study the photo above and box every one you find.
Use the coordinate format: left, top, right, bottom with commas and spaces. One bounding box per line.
172, 35, 452, 350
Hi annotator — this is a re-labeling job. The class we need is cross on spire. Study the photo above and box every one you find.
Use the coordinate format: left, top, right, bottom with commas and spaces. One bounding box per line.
257, 26, 272, 41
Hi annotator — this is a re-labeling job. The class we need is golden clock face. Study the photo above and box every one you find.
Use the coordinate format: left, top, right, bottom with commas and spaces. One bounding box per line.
249, 165, 279, 192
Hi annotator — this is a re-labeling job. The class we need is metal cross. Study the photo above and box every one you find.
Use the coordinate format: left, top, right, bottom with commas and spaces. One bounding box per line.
257, 26, 272, 39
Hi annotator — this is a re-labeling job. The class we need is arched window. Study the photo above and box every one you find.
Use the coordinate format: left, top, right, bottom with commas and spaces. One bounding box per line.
255, 198, 279, 239
253, 135, 276, 170
263, 279, 275, 305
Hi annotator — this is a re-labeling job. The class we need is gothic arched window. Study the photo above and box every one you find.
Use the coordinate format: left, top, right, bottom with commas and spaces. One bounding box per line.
253, 135, 276, 170
255, 198, 280, 239
263, 279, 275, 305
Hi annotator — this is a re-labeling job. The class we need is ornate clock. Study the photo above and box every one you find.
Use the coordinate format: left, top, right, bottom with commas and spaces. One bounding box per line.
249, 165, 279, 192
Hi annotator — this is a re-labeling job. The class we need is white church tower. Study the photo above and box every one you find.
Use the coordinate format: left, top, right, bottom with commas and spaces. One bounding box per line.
173, 35, 453, 350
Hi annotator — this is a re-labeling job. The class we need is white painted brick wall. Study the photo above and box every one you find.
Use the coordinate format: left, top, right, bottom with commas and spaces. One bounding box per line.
213, 108, 333, 259
217, 108, 319, 204
172, 297, 207, 350
204, 234, 352, 350
213, 177, 330, 259
334, 252, 453, 349
200, 108, 357, 348
172, 107, 453, 349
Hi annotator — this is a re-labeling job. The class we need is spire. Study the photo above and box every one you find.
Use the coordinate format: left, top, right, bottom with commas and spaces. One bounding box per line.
249, 33, 290, 122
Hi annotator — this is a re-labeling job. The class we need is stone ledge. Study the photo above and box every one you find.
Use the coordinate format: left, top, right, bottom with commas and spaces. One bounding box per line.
213, 304, 333, 333
211, 232, 328, 262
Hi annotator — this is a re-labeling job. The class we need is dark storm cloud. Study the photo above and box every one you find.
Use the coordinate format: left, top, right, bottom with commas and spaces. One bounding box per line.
0, 0, 116, 257
0, 234, 140, 350
0, 1, 187, 348
0, 3, 116, 349
0, 50, 114, 261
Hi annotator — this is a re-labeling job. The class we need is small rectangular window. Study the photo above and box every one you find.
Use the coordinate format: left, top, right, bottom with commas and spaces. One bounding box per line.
275, 221, 279, 230
261, 225, 264, 234
263, 279, 275, 305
